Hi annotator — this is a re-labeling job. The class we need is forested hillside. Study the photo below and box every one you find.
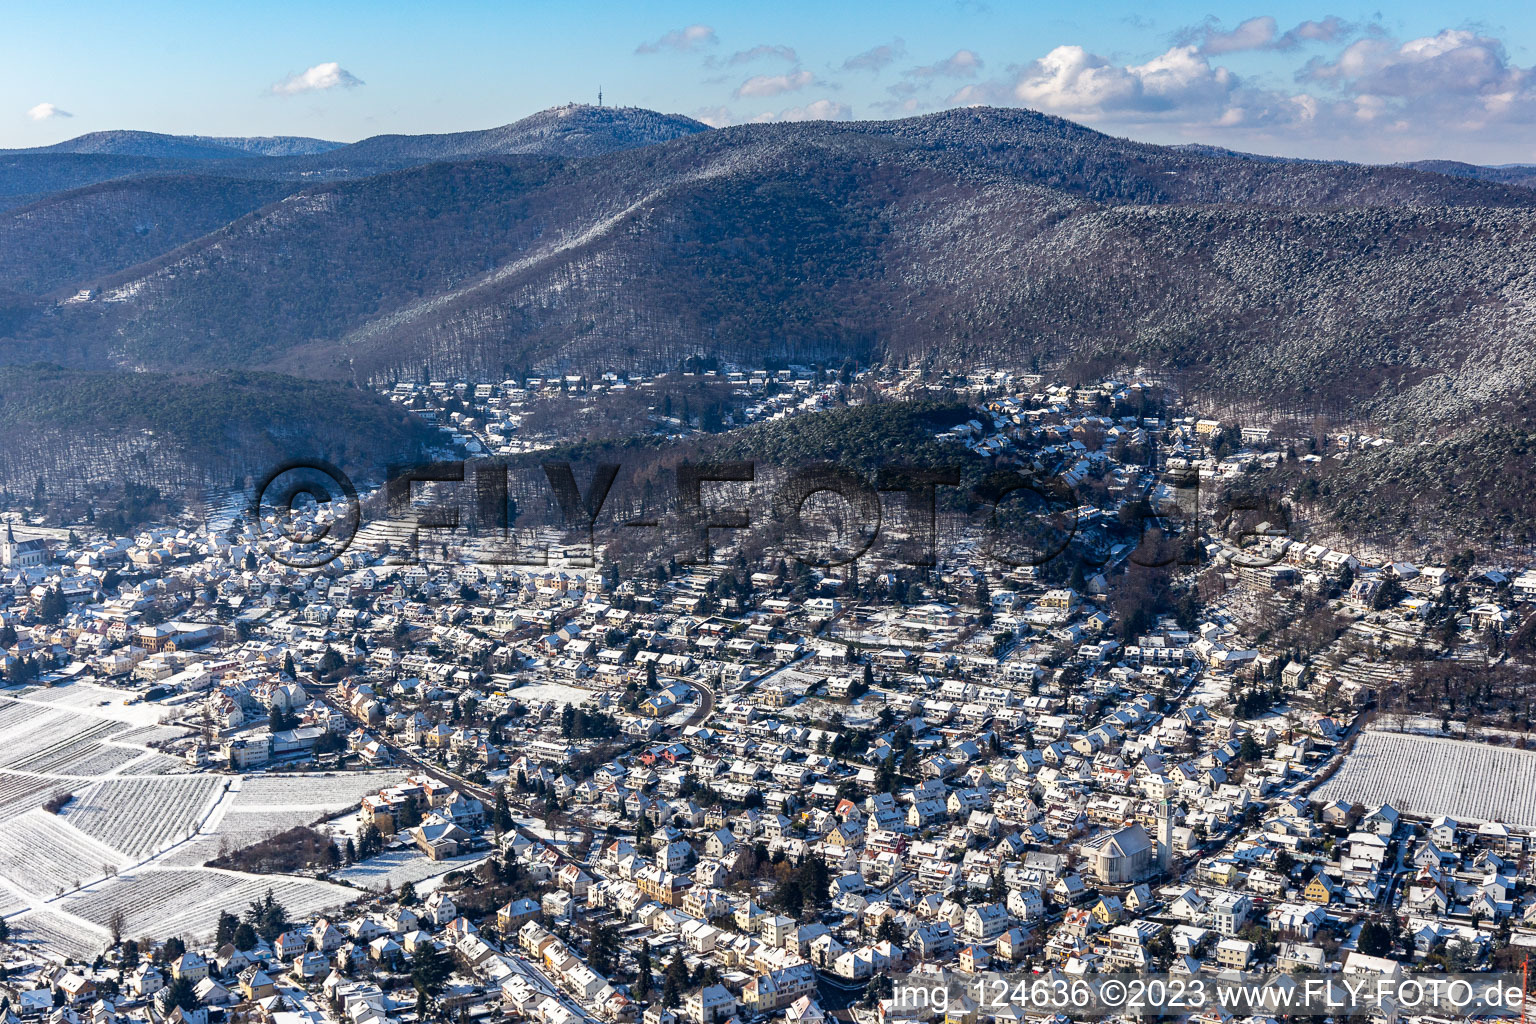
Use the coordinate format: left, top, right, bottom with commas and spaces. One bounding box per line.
4, 104, 1536, 547
0, 367, 436, 500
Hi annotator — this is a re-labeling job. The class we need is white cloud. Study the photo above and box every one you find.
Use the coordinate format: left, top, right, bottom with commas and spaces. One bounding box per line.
27, 102, 71, 121
908, 49, 984, 79
1294, 28, 1536, 136
725, 44, 797, 66
921, 22, 1536, 160
1189, 14, 1354, 54
1304, 29, 1524, 97
636, 24, 717, 55
734, 69, 816, 99
1008, 44, 1237, 117
1199, 15, 1279, 54
842, 40, 906, 73
270, 62, 364, 96
691, 105, 734, 128
750, 98, 852, 122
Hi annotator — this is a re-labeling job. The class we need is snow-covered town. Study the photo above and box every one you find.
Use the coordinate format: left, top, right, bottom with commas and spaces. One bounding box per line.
3, 370, 1536, 1024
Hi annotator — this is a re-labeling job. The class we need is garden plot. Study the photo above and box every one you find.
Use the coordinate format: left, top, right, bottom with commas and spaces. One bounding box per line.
7, 909, 107, 961
62, 869, 354, 944
1313, 731, 1536, 828
335, 848, 486, 891
0, 809, 128, 898
509, 681, 597, 706
63, 775, 226, 859
233, 771, 408, 813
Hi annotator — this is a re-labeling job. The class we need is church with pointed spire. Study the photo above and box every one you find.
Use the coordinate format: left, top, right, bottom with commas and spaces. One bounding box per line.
1, 522, 50, 569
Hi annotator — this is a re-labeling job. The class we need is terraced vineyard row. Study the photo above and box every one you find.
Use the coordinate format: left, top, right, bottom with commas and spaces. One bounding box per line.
233, 770, 407, 811
0, 809, 127, 897
9, 909, 107, 961
63, 776, 226, 859
63, 869, 354, 943
0, 717, 125, 772
14, 740, 143, 777
1314, 731, 1536, 828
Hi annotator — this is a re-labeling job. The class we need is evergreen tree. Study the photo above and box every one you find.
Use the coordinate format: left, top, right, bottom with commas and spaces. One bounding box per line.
232, 922, 258, 951
162, 976, 198, 1013
635, 940, 653, 999
36, 586, 67, 624
494, 785, 513, 836
411, 942, 452, 992
662, 949, 691, 1006
245, 888, 287, 942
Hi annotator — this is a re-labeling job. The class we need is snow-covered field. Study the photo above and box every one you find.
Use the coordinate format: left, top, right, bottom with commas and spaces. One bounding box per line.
8, 909, 107, 961
0, 711, 123, 772
10, 682, 169, 725
334, 848, 486, 891
15, 740, 144, 777
181, 770, 409, 859
60, 867, 355, 943
208, 809, 324, 846
0, 688, 407, 958
63, 775, 226, 859
114, 723, 195, 747
117, 752, 187, 775
233, 770, 407, 812
0, 772, 70, 821
1313, 731, 1536, 828
0, 809, 128, 898
507, 681, 597, 706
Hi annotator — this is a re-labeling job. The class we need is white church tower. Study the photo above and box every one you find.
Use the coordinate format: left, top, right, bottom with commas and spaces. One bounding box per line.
1156, 798, 1174, 874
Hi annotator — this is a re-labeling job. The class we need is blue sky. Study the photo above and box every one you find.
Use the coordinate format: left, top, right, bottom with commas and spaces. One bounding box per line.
8, 1, 1536, 163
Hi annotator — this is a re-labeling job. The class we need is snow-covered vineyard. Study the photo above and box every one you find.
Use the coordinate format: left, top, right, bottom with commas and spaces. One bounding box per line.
61, 776, 227, 859
1313, 730, 1536, 828
59, 869, 354, 943
0, 683, 403, 958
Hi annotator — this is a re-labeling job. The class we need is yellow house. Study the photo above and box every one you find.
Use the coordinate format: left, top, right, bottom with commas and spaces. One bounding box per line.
1304, 873, 1337, 904
239, 969, 276, 1002
1091, 895, 1124, 924
1207, 862, 1243, 887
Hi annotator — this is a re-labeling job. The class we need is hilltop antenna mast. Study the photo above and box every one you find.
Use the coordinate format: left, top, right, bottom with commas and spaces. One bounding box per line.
597, 86, 603, 107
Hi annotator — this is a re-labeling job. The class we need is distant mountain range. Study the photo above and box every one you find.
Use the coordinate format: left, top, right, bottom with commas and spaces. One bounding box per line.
0, 105, 711, 209
0, 130, 345, 159
3, 103, 1536, 550
1397, 159, 1536, 191
4, 105, 1533, 412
